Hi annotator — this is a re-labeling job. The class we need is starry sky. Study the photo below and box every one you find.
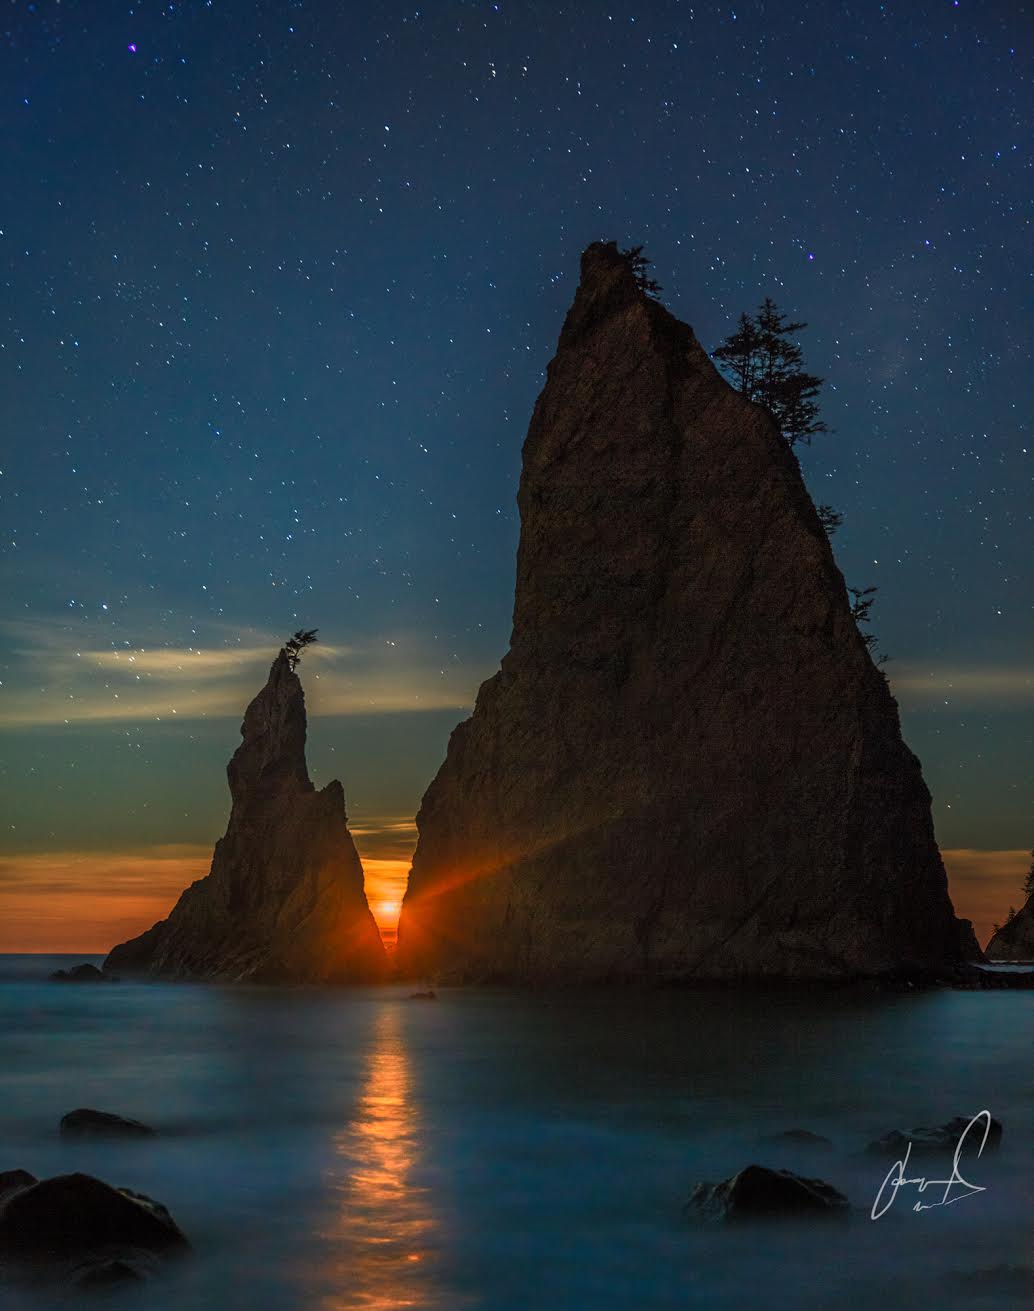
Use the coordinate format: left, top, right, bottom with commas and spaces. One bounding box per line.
1, 0, 1031, 951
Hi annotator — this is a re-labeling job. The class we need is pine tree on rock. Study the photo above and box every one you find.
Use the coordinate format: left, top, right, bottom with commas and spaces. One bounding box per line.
713, 298, 829, 448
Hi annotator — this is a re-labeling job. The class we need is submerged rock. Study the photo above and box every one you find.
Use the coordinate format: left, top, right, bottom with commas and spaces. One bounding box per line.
398, 240, 978, 983
866, 1114, 1002, 1158
104, 650, 386, 983
687, 1164, 849, 1222
72, 1257, 147, 1288
60, 1109, 156, 1140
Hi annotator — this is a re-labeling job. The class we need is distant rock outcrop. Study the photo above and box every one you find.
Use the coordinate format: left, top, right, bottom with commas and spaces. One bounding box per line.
986, 896, 1034, 961
397, 240, 979, 982
49, 963, 111, 983
60, 1109, 156, 1140
865, 1113, 1002, 1159
105, 651, 385, 982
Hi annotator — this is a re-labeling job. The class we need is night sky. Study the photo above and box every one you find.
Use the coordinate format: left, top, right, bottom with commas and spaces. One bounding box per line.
1, 0, 1030, 950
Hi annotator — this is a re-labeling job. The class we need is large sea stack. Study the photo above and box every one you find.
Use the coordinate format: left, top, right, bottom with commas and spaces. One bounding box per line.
105, 651, 385, 982
397, 241, 979, 982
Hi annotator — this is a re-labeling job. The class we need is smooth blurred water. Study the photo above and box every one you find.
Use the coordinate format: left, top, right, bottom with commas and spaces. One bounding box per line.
0, 955, 1031, 1310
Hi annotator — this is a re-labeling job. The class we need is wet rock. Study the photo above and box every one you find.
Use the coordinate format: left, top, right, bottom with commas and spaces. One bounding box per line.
72, 1257, 148, 1288
866, 1114, 1002, 1158
687, 1164, 849, 1222
60, 1109, 156, 1140
0, 1172, 188, 1264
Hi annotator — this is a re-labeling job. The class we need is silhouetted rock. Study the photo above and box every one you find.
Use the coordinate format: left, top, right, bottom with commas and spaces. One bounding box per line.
398, 241, 978, 983
72, 1257, 147, 1288
0, 1172, 188, 1262
407, 989, 437, 1000
49, 963, 107, 982
104, 651, 386, 983
986, 895, 1034, 962
60, 1109, 156, 1140
866, 1114, 1002, 1158
687, 1164, 849, 1222
0, 1170, 36, 1204
758, 1129, 832, 1149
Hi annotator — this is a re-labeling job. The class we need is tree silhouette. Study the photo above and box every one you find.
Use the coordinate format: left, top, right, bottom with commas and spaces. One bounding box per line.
619, 245, 663, 298
1023, 849, 1034, 899
848, 586, 889, 665
817, 504, 843, 537
713, 298, 829, 447
283, 628, 318, 671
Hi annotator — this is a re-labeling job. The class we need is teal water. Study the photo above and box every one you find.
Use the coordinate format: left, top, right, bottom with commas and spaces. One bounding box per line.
0, 955, 1031, 1310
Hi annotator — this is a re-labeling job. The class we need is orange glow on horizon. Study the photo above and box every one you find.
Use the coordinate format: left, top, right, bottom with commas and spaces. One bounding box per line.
0, 844, 1027, 956
358, 857, 411, 950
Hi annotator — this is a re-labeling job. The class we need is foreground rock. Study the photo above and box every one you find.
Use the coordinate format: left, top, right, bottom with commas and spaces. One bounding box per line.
60, 1109, 156, 1140
986, 894, 1034, 961
398, 240, 980, 983
687, 1165, 849, 1222
0, 1171, 36, 1203
866, 1114, 1002, 1158
105, 650, 386, 983
0, 1171, 187, 1284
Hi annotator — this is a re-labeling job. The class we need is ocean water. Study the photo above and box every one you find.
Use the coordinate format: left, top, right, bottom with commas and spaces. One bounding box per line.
0, 954, 1031, 1310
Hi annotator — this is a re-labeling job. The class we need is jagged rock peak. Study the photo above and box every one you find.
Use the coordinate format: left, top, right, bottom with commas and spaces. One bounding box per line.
397, 240, 978, 983
105, 648, 385, 983
227, 648, 312, 803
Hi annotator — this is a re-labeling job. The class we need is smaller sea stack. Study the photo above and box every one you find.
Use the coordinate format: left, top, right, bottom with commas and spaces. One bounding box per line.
105, 650, 385, 982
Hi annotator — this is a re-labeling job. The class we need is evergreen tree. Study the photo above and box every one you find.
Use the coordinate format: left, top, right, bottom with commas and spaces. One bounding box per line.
284, 628, 318, 671
848, 586, 888, 664
1023, 849, 1034, 899
619, 245, 663, 298
713, 298, 829, 447
817, 504, 843, 537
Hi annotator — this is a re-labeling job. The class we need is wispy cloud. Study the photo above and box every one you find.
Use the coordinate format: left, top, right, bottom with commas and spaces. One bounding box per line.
0, 618, 477, 726
0, 846, 211, 953
890, 664, 1034, 706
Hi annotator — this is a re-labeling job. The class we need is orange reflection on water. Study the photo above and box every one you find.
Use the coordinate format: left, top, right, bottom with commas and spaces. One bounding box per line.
323, 1004, 437, 1310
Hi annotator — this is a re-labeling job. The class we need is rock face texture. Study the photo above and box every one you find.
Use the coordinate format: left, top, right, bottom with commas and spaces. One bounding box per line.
687, 1166, 849, 1222
397, 241, 977, 982
986, 895, 1034, 960
105, 652, 385, 982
